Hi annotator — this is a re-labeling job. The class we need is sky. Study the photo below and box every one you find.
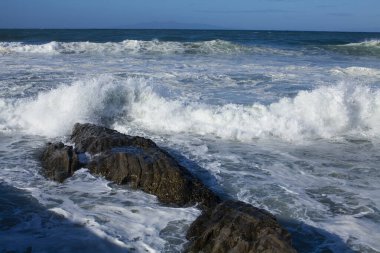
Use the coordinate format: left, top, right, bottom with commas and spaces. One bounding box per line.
0, 0, 379, 32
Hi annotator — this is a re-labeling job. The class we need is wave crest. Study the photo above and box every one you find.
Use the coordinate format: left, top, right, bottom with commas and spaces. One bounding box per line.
0, 39, 294, 56
119, 81, 380, 142
328, 39, 380, 57
0, 75, 136, 136
1, 75, 380, 141
344, 39, 380, 47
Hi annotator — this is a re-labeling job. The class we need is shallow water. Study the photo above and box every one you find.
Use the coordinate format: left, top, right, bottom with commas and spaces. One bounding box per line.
0, 29, 380, 252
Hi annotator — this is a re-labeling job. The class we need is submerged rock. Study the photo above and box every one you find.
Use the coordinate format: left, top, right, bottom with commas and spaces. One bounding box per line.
186, 200, 296, 253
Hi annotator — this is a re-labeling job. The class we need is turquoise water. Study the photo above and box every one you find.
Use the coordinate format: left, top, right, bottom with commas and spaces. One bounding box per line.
1, 29, 380, 252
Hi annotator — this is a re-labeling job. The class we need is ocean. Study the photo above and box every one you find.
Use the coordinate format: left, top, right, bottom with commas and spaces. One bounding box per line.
0, 29, 380, 253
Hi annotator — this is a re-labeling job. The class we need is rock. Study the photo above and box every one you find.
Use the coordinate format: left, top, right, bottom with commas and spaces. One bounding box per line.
40, 142, 78, 183
41, 123, 220, 208
186, 200, 297, 253
87, 149, 219, 208
71, 123, 157, 154
40, 124, 296, 253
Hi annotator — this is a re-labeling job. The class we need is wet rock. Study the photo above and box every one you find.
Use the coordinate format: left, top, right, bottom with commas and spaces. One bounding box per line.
41, 123, 220, 208
86, 148, 219, 207
186, 200, 297, 253
71, 123, 157, 154
40, 123, 296, 253
40, 142, 78, 183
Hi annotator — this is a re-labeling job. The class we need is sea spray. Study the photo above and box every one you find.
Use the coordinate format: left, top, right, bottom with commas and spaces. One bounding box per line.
1, 75, 380, 141
0, 75, 133, 136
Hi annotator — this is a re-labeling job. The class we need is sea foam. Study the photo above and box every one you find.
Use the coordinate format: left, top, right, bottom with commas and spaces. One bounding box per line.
1, 75, 379, 141
343, 39, 380, 48
0, 75, 131, 136
0, 40, 293, 56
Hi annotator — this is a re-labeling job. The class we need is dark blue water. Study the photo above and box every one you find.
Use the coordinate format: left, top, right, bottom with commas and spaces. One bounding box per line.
1, 29, 379, 44
2, 29, 380, 60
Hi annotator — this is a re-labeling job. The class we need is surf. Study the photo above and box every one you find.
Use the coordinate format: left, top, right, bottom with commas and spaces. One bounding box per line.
1, 75, 380, 142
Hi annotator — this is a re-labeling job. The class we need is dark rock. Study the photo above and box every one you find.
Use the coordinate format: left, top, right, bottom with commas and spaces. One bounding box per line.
41, 123, 220, 208
71, 123, 157, 154
40, 142, 78, 183
186, 200, 297, 253
40, 123, 296, 253
87, 149, 219, 208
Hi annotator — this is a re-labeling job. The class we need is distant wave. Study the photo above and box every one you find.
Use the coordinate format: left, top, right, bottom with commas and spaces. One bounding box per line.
1, 75, 380, 142
343, 39, 380, 47
331, 66, 380, 78
327, 39, 380, 57
0, 39, 294, 56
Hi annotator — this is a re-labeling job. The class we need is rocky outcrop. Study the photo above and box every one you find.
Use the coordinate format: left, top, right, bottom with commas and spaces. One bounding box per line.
87, 150, 219, 207
41, 123, 220, 208
186, 200, 296, 253
40, 123, 297, 253
40, 142, 78, 183
71, 123, 157, 154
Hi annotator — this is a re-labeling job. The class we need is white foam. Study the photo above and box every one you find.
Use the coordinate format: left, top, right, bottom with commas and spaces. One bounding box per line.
0, 39, 295, 56
0, 161, 199, 253
332, 39, 380, 56
0, 40, 247, 55
331, 66, 380, 78
1, 75, 380, 141
119, 81, 380, 142
0, 75, 135, 136
320, 215, 380, 252
343, 39, 380, 48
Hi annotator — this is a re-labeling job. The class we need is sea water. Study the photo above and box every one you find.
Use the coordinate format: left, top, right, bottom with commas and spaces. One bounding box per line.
0, 29, 380, 252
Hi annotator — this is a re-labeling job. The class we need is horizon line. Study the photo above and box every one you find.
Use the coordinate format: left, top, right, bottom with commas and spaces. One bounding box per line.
0, 27, 380, 33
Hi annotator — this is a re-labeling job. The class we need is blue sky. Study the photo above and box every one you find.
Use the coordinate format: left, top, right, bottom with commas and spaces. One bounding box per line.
0, 0, 379, 32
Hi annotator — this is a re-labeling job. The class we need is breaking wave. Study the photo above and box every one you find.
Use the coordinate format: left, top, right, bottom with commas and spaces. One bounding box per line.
0, 39, 292, 56
328, 39, 380, 57
344, 39, 380, 47
1, 75, 380, 141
